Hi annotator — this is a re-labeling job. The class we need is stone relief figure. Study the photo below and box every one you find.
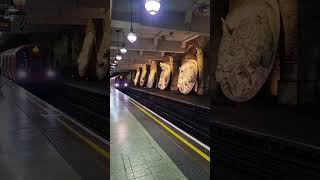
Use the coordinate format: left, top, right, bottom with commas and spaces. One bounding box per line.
134, 67, 140, 86
78, 19, 95, 77
177, 44, 200, 94
147, 60, 157, 88
96, 11, 110, 80
158, 62, 171, 90
216, 0, 280, 102
140, 64, 147, 87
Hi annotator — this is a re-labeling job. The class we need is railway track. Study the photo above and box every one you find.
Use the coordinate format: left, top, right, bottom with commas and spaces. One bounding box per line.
120, 88, 210, 146
26, 84, 108, 140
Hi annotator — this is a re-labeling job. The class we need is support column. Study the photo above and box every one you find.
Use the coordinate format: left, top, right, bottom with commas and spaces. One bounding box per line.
170, 54, 182, 91
209, 0, 229, 103
277, 0, 298, 105
298, 0, 320, 105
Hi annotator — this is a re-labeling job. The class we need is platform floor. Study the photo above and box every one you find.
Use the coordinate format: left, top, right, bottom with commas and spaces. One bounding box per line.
129, 87, 210, 110
0, 77, 108, 180
110, 88, 210, 180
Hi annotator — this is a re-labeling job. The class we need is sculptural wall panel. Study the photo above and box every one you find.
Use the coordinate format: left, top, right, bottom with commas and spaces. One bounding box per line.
216, 0, 280, 102
134, 67, 141, 86
78, 19, 95, 77
158, 61, 171, 90
96, 11, 110, 80
147, 60, 157, 88
177, 44, 201, 94
140, 64, 147, 87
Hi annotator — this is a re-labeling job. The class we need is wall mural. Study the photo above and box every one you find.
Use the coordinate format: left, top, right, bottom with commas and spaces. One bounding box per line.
177, 44, 200, 94
216, 0, 280, 102
134, 67, 140, 86
78, 19, 95, 77
96, 11, 110, 80
158, 61, 171, 90
140, 64, 147, 87
147, 60, 157, 88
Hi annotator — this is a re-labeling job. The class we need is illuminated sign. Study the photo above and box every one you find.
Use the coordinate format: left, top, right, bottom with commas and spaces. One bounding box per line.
32, 46, 40, 54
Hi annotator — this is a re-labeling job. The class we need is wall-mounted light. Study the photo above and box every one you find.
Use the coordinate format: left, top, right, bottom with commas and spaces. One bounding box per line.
145, 0, 160, 15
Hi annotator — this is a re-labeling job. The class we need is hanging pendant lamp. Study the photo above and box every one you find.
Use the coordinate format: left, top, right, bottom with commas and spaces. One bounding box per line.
127, 0, 137, 43
116, 30, 122, 60
120, 31, 128, 54
145, 0, 160, 15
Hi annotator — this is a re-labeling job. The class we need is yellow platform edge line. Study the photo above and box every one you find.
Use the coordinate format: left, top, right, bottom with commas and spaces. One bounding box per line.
56, 118, 110, 159
129, 99, 210, 162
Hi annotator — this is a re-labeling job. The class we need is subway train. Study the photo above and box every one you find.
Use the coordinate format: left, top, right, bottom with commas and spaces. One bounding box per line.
0, 44, 57, 85
110, 75, 129, 89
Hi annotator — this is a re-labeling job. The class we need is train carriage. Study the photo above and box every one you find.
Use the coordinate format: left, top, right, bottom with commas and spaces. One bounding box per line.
110, 75, 129, 89
0, 44, 57, 85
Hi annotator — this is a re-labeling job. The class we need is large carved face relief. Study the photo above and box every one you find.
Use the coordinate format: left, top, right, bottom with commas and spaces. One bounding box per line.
140, 64, 147, 87
177, 59, 198, 94
147, 60, 157, 88
216, 0, 280, 102
158, 62, 171, 90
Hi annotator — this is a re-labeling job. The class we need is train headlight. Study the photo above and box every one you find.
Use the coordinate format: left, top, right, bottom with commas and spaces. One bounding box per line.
124, 83, 128, 87
115, 83, 119, 87
47, 70, 55, 78
17, 69, 26, 79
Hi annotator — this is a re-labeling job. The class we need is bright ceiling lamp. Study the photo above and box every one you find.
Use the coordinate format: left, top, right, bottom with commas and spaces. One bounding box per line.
13, 0, 26, 6
145, 0, 160, 15
120, 31, 127, 54
127, 32, 137, 43
7, 3, 18, 12
120, 47, 127, 54
116, 54, 122, 60
127, 0, 137, 43
116, 29, 122, 60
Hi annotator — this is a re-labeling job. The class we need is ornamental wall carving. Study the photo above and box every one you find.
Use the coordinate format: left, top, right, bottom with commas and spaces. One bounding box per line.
216, 0, 280, 102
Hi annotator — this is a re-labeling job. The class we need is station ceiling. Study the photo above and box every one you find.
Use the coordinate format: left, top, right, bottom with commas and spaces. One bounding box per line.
110, 0, 210, 72
0, 0, 109, 50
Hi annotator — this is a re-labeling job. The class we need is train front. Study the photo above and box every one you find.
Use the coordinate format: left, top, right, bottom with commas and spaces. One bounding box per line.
15, 45, 58, 86
114, 76, 129, 89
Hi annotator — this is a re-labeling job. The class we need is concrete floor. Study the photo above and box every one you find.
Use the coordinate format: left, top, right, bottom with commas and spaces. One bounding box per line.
110, 88, 187, 180
0, 79, 80, 180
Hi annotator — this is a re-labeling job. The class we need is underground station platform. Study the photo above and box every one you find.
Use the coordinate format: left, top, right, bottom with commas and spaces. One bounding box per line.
0, 77, 108, 180
110, 87, 210, 179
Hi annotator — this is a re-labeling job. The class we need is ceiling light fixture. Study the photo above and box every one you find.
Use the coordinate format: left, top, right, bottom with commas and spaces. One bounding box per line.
116, 29, 122, 60
116, 54, 122, 60
120, 31, 127, 54
145, 0, 160, 15
127, 0, 137, 43
7, 1, 18, 12
13, 0, 26, 6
